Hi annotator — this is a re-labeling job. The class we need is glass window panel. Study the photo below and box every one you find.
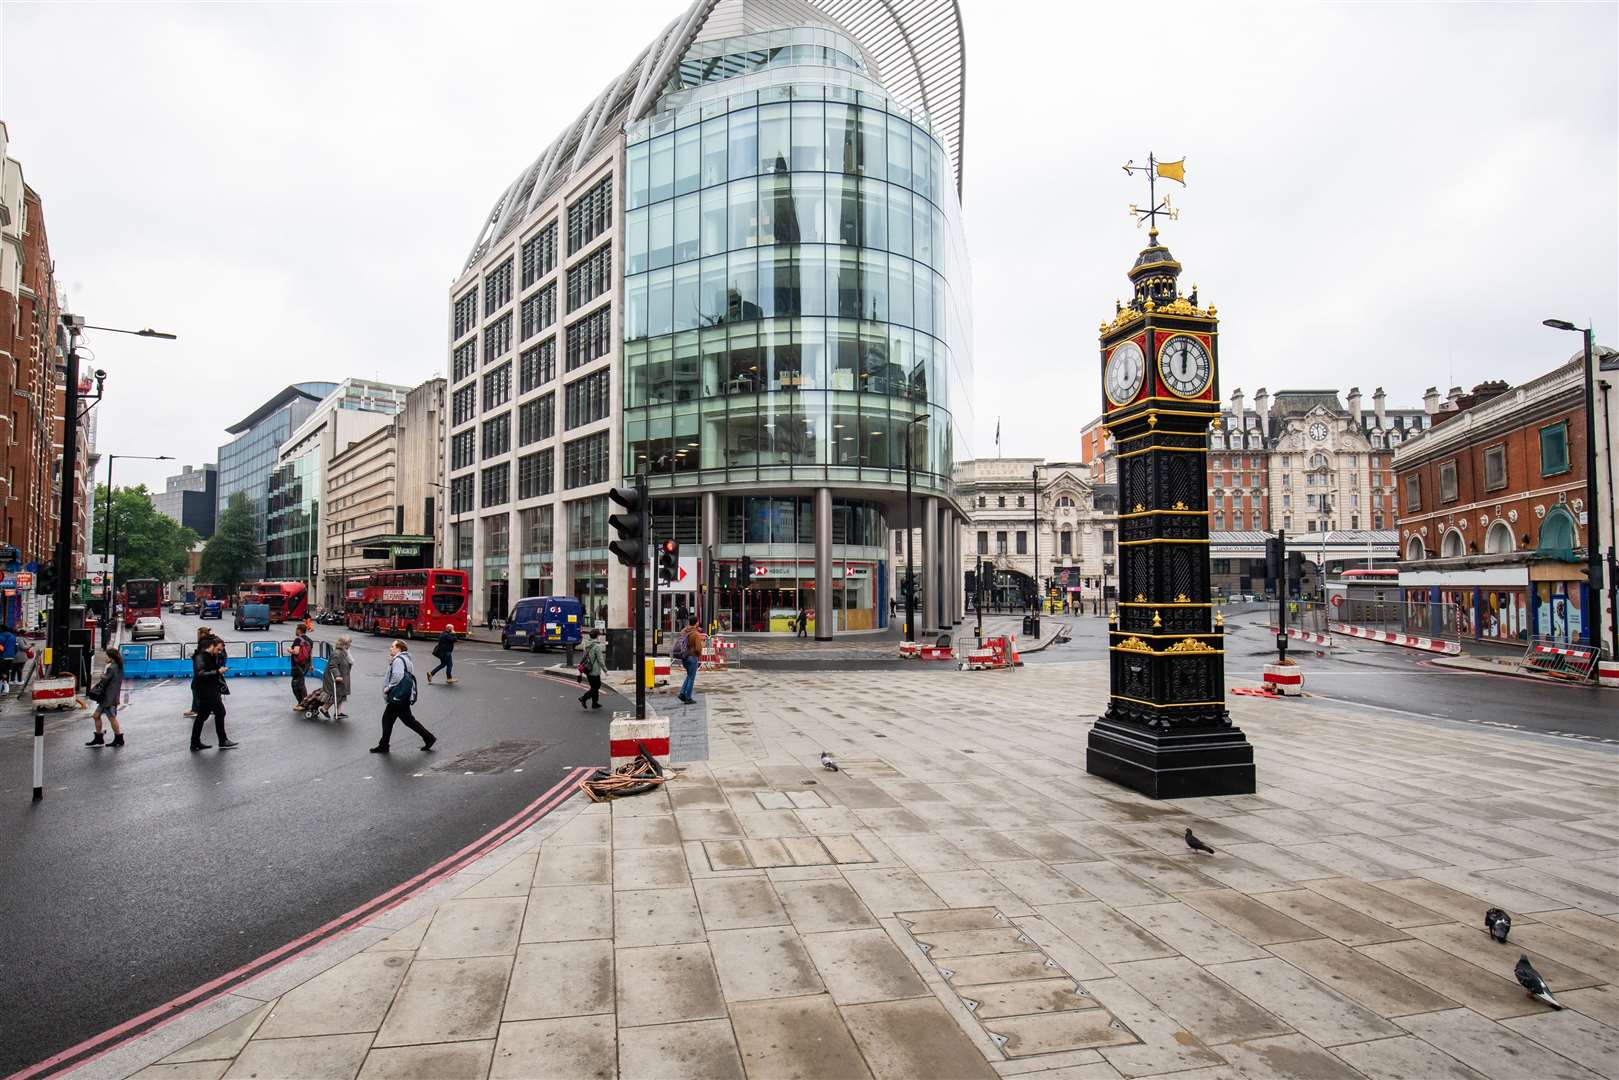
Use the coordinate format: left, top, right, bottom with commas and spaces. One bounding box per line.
728, 178, 758, 249
857, 107, 885, 180
625, 274, 648, 341
886, 115, 910, 189
912, 196, 932, 265
699, 255, 726, 326
889, 186, 912, 258
674, 126, 701, 196
860, 178, 887, 250
931, 142, 946, 204
673, 193, 700, 263
826, 103, 856, 174
726, 249, 758, 323
758, 174, 791, 246
626, 140, 650, 210
700, 185, 727, 257
931, 206, 944, 270
830, 176, 860, 246
790, 173, 825, 244
790, 102, 824, 172
760, 247, 797, 318
889, 256, 914, 327
673, 332, 700, 404
649, 134, 674, 203
911, 125, 931, 196
832, 319, 860, 390
728, 322, 760, 389
799, 246, 826, 317
648, 200, 674, 270
672, 261, 699, 332
913, 269, 932, 335
932, 270, 945, 336
701, 116, 728, 187
860, 322, 890, 391
860, 251, 888, 323
861, 404, 891, 468
624, 206, 648, 275
832, 401, 860, 464
646, 337, 672, 405
800, 319, 828, 389
834, 250, 861, 319
758, 103, 790, 174
728, 108, 757, 180
647, 267, 673, 337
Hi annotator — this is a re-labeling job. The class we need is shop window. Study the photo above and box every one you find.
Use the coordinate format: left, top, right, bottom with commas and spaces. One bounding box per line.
1540, 422, 1569, 476
1439, 461, 1458, 503
1484, 444, 1507, 491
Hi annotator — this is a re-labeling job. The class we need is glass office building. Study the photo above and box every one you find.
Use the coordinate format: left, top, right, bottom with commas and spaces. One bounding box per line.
218, 383, 337, 575
452, 0, 971, 637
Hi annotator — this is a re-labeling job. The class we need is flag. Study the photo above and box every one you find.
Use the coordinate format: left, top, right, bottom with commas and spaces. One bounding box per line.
1156, 157, 1186, 185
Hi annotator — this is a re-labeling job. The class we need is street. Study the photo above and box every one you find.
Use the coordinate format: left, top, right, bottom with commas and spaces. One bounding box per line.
0, 615, 610, 1077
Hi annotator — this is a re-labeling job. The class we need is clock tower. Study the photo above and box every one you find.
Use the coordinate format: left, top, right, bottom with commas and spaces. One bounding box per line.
1088, 155, 1255, 798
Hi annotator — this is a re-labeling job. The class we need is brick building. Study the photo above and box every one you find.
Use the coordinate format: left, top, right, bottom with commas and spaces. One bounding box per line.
1394, 356, 1599, 649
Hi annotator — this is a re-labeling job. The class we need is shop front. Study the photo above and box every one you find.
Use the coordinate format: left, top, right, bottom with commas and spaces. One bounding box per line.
711, 558, 881, 633
1399, 561, 1590, 648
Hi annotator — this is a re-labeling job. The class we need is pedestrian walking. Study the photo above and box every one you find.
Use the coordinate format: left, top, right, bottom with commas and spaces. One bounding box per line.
322, 635, 353, 719
577, 628, 605, 710
289, 623, 314, 708
191, 636, 237, 751
427, 627, 457, 684
85, 647, 125, 748
678, 616, 705, 704
795, 608, 808, 638
186, 626, 209, 718
0, 623, 16, 694
372, 640, 435, 754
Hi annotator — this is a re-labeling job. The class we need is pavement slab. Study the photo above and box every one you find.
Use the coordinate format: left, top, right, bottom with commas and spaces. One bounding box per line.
1214, 1033, 1368, 1080
504, 939, 613, 1020
221, 1034, 372, 1080
1109, 956, 1292, 1045
1205, 957, 1402, 1046
617, 1019, 745, 1080
1395, 1007, 1607, 1080
373, 956, 512, 1047
488, 1015, 615, 1080
254, 951, 410, 1039
729, 995, 875, 1080
1329, 1035, 1489, 1080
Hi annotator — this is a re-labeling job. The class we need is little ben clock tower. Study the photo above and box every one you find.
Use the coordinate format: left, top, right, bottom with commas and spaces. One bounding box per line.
1087, 155, 1255, 799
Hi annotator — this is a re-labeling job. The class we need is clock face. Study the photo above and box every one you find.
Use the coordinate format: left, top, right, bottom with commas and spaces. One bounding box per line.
1157, 335, 1212, 398
1309, 421, 1328, 441
1104, 341, 1146, 407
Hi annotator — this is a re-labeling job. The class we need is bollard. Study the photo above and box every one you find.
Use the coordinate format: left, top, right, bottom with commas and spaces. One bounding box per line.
609, 714, 671, 772
32, 706, 44, 801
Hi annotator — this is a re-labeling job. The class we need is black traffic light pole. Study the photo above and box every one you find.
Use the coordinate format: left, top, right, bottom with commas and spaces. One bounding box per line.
1271, 528, 1288, 663
609, 477, 650, 720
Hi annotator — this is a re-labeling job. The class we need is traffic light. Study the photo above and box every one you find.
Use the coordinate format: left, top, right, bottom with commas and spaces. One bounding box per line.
608, 485, 646, 568
739, 555, 754, 584
1264, 535, 1283, 581
1286, 550, 1305, 582
657, 540, 679, 583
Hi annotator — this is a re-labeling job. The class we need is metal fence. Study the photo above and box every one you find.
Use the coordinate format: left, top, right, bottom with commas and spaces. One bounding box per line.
1519, 638, 1601, 682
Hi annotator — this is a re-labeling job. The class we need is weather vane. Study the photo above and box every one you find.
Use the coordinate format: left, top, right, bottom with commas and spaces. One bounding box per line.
1123, 153, 1186, 233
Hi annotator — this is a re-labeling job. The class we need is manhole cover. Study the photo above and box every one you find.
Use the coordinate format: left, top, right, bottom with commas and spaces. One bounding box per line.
431, 740, 543, 774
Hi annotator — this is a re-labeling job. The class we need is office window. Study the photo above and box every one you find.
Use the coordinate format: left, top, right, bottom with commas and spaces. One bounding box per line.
566, 244, 612, 313
481, 412, 511, 458
1016, 531, 1027, 554
521, 223, 558, 288
452, 341, 477, 383
450, 474, 474, 514
521, 284, 556, 341
484, 259, 513, 315
1102, 529, 1114, 555
1484, 444, 1507, 490
452, 287, 479, 340
1403, 472, 1421, 512
1060, 530, 1072, 555
452, 384, 476, 426
451, 429, 475, 470
484, 313, 512, 360
997, 496, 1005, 508
563, 431, 610, 488
1540, 422, 1569, 476
567, 175, 613, 254
483, 362, 512, 410
480, 463, 510, 507
518, 449, 554, 499
1439, 460, 1458, 502
521, 339, 557, 393
1017, 496, 1025, 508
565, 308, 612, 370
565, 369, 611, 428
995, 531, 1007, 554
895, 533, 903, 554
519, 394, 555, 446
977, 496, 985, 507
977, 531, 988, 555
1306, 494, 1317, 509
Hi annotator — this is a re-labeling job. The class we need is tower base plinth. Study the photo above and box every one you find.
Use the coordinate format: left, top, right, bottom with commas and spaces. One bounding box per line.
1086, 717, 1255, 799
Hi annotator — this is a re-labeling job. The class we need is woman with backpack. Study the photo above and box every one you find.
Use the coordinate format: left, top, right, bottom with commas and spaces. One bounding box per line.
372, 640, 435, 754
427, 627, 456, 684
85, 647, 125, 748
577, 628, 605, 710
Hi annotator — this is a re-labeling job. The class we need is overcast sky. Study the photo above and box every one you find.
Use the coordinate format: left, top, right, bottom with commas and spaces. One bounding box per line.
2, 1, 1614, 492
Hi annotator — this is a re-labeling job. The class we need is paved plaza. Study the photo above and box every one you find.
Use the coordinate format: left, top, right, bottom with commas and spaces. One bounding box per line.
74, 657, 1618, 1080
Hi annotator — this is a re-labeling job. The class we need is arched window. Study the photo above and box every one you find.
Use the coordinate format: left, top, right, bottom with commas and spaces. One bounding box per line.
1441, 529, 1465, 558
1485, 520, 1514, 554
1406, 535, 1426, 560
1055, 495, 1075, 508
1538, 506, 1577, 556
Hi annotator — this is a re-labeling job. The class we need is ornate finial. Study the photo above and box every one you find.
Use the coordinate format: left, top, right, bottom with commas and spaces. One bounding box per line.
1132, 503, 1145, 514
1135, 593, 1147, 604
1115, 298, 1122, 314
1124, 154, 1186, 233
1143, 298, 1155, 313
1174, 593, 1190, 604
1210, 417, 1222, 431
1108, 610, 1118, 625
1152, 609, 1162, 628
1148, 413, 1158, 427
1215, 611, 1225, 628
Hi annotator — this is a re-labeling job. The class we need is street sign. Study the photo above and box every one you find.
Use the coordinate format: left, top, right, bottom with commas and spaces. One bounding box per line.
16, 571, 34, 588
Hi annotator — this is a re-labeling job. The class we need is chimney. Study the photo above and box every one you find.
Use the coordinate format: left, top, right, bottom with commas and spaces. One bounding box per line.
1373, 387, 1387, 428
1423, 386, 1440, 416
1347, 387, 1362, 429
1254, 387, 1270, 431
1444, 386, 1464, 412
1230, 387, 1244, 423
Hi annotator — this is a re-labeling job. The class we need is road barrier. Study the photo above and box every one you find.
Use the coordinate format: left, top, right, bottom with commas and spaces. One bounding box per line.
120, 638, 330, 680
1328, 598, 1464, 656
1519, 638, 1601, 682
609, 714, 670, 771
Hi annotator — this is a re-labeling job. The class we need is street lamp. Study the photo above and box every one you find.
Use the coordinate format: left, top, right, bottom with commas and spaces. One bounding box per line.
1543, 318, 1607, 656
99, 453, 175, 647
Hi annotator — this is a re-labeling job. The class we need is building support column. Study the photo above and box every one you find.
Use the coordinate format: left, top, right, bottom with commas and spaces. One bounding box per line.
701, 491, 719, 629
948, 511, 962, 625
815, 487, 833, 640
922, 496, 940, 633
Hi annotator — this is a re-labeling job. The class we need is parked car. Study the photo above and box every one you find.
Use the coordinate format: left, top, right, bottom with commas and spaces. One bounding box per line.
179, 600, 199, 614
200, 599, 224, 620
502, 596, 584, 653
131, 616, 165, 642
234, 602, 270, 632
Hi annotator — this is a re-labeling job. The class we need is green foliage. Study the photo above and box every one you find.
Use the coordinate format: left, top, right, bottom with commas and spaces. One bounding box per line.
199, 491, 260, 590
92, 484, 198, 583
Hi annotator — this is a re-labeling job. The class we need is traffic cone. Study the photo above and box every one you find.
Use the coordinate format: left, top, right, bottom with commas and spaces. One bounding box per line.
1009, 633, 1022, 666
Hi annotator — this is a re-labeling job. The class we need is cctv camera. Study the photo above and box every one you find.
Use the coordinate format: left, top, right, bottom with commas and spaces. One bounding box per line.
94, 369, 108, 381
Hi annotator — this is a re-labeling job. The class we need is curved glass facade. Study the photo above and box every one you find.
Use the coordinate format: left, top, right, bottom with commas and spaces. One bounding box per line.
622, 44, 972, 498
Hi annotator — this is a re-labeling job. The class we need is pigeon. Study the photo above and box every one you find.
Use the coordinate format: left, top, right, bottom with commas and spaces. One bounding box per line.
1515, 954, 1562, 1009
1485, 908, 1511, 944
1184, 828, 1216, 855
820, 751, 839, 773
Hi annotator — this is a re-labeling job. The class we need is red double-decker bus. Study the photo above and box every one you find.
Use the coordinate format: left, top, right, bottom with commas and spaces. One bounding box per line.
250, 580, 310, 623
193, 583, 224, 602
346, 569, 468, 638
122, 578, 164, 627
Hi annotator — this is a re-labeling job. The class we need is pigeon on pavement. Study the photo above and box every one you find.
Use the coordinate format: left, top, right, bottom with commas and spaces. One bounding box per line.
820, 751, 839, 772
1184, 828, 1216, 855
1515, 955, 1562, 1009
1485, 908, 1511, 944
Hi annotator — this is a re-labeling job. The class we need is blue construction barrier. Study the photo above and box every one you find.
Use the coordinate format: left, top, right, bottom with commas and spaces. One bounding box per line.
121, 638, 330, 681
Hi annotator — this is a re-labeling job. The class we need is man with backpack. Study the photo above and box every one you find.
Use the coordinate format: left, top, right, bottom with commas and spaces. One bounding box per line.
372, 640, 435, 754
289, 623, 314, 709
676, 616, 704, 705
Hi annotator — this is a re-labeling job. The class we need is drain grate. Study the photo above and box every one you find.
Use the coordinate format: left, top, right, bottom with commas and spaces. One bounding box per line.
430, 740, 543, 774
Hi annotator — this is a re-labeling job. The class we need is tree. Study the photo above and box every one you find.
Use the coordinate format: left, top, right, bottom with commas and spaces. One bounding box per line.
92, 484, 198, 582
200, 491, 260, 590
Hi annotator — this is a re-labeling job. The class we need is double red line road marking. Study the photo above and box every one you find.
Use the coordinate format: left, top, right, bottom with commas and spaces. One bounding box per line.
9, 766, 593, 1080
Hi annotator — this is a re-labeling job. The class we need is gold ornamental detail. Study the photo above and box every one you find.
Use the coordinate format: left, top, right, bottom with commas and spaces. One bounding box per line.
1174, 593, 1190, 604
1133, 503, 1145, 514
1152, 609, 1163, 628
1166, 637, 1217, 654
1172, 500, 1188, 510
1135, 593, 1148, 604
1116, 636, 1152, 653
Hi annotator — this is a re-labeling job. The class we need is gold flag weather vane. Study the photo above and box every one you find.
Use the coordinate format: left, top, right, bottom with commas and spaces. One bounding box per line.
1123, 153, 1186, 233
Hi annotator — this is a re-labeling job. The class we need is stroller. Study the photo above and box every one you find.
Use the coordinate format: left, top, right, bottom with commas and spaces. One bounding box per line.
296, 687, 331, 719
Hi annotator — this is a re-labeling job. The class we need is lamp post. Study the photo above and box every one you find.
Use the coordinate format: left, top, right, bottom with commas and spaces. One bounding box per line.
99, 453, 174, 647
1542, 319, 1606, 656
1031, 464, 1040, 613
902, 411, 928, 642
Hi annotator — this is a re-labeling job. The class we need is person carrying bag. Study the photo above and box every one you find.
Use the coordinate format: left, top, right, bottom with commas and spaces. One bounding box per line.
372, 640, 435, 754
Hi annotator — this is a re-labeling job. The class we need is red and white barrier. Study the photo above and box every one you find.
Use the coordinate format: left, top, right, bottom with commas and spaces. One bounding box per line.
1329, 622, 1461, 655
1269, 626, 1333, 648
31, 675, 79, 710
899, 640, 955, 661
1597, 659, 1619, 688
1261, 663, 1304, 696
609, 715, 670, 771
960, 635, 1021, 671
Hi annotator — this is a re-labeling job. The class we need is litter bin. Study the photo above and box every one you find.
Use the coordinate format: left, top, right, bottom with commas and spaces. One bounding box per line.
1024, 615, 1040, 638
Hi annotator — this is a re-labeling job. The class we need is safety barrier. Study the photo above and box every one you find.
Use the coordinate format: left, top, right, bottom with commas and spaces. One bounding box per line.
1328, 622, 1462, 655
1328, 598, 1464, 656
1519, 638, 1600, 682
960, 634, 1021, 671
1270, 626, 1334, 648
899, 634, 956, 661
120, 638, 330, 680
700, 635, 735, 671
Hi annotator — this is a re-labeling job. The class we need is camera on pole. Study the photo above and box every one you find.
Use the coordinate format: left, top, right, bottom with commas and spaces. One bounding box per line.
658, 540, 679, 584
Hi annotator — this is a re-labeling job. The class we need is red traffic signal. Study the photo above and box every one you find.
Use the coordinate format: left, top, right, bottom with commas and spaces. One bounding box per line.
657, 540, 680, 583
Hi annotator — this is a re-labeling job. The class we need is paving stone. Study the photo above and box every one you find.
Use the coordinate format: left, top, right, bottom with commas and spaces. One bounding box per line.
1083, 977, 1227, 1078
1369, 878, 1531, 925
1499, 1008, 1619, 1075
1177, 888, 1320, 945
1221, 842, 1338, 882
1105, 852, 1222, 894
547, 813, 610, 845
1111, 956, 1292, 1044
919, 870, 1031, 912
1002, 830, 1104, 863
1214, 1033, 1368, 1080
130, 1063, 232, 1080
458, 852, 539, 898
1046, 822, 1151, 855
488, 1015, 615, 1080
1205, 957, 1402, 1046
843, 997, 1001, 1078
743, 837, 796, 868
694, 876, 789, 930
938, 950, 1067, 986
374, 956, 512, 1046
1497, 921, 1619, 978
668, 780, 731, 812
787, 790, 829, 809
160, 1002, 273, 1064
956, 976, 1097, 1020
855, 807, 934, 834
1250, 889, 1408, 946
940, 828, 1043, 862
221, 1034, 373, 1080
522, 884, 612, 943
843, 867, 946, 916
755, 791, 794, 810
614, 942, 726, 1027
729, 995, 875, 1080
618, 1018, 745, 1080
821, 834, 877, 864
1038, 902, 1176, 964
897, 906, 1006, 934
1532, 907, 1619, 946
416, 897, 526, 959
1300, 877, 1451, 928
985, 1010, 1136, 1057
1329, 1035, 1488, 1080
504, 939, 613, 1020
1007, 916, 1113, 981
613, 814, 680, 848
708, 924, 826, 1001
777, 878, 880, 932
1266, 938, 1459, 1016
1557, 985, 1619, 1028
912, 926, 1037, 958
611, 886, 705, 948
782, 836, 835, 866
1355, 939, 1545, 1019
795, 807, 866, 833
355, 1041, 493, 1080
1396, 1007, 1606, 1080
536, 844, 610, 886
1050, 862, 1169, 907
703, 839, 754, 870
1405, 923, 1602, 989
255, 951, 411, 1038
1118, 903, 1268, 965
365, 915, 433, 953
984, 860, 1094, 906
884, 832, 978, 872
801, 928, 931, 1005
1322, 832, 1445, 871
613, 846, 690, 889
1415, 866, 1567, 914
741, 809, 813, 837
675, 808, 745, 840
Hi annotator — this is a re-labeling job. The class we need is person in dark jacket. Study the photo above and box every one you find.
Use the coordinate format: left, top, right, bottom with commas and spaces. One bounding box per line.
372, 640, 435, 754
289, 624, 314, 707
191, 636, 237, 751
86, 647, 125, 747
427, 627, 457, 684
577, 629, 605, 710
185, 626, 209, 718
321, 635, 353, 719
